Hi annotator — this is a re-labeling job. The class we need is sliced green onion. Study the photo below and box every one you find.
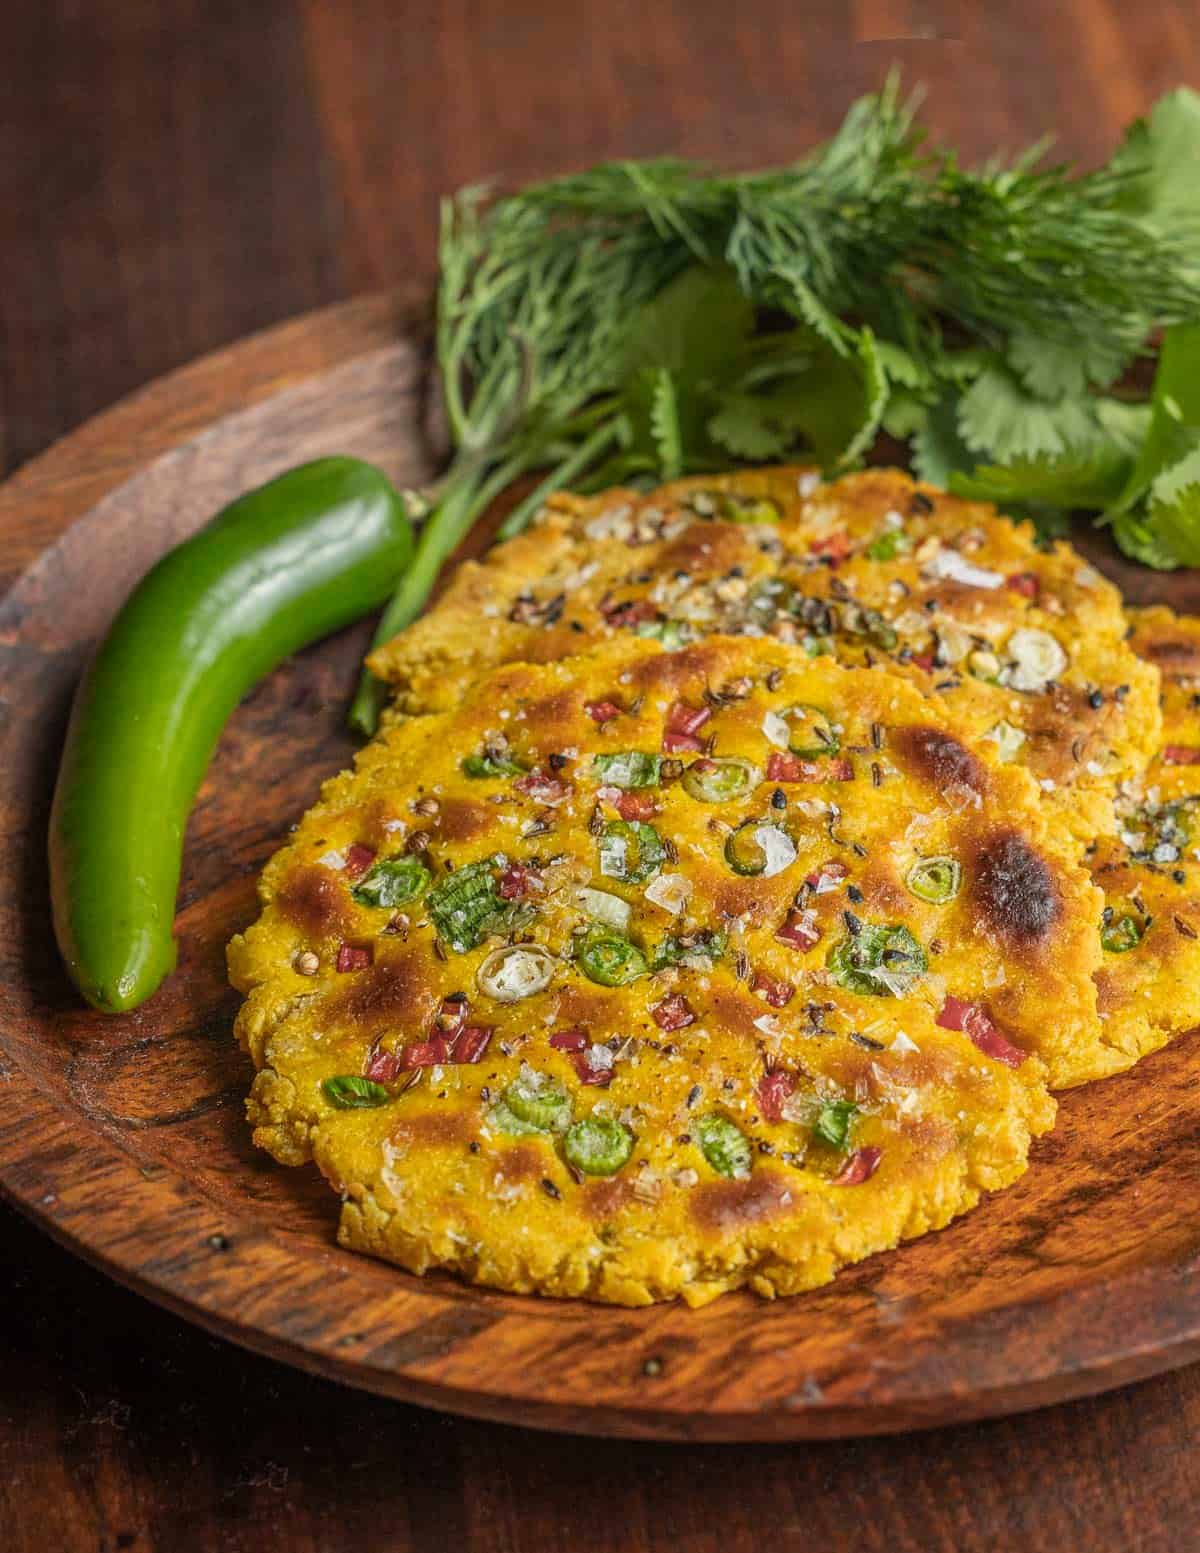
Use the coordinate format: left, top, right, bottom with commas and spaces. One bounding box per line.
905, 855, 962, 904
322, 1075, 391, 1109
563, 1116, 634, 1176
651, 929, 726, 970
599, 820, 665, 883
695, 1113, 752, 1179
635, 619, 689, 648
716, 492, 781, 524
682, 756, 760, 803
781, 703, 840, 758
427, 856, 534, 952
462, 752, 526, 778
828, 924, 927, 996
592, 751, 662, 788
866, 529, 910, 561
351, 855, 431, 909
576, 930, 649, 987
498, 1065, 572, 1133
812, 1099, 858, 1149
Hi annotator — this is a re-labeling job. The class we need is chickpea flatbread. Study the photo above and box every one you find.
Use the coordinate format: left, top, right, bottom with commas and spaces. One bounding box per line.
1089, 607, 1200, 1068
369, 467, 1159, 844
229, 637, 1116, 1307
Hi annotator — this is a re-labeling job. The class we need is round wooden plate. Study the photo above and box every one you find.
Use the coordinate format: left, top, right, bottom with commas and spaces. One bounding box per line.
3, 295, 1200, 1443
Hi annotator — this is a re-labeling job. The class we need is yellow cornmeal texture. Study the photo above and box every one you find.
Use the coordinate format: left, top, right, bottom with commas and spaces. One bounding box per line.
228, 637, 1120, 1307
368, 466, 1159, 844
1089, 606, 1200, 1068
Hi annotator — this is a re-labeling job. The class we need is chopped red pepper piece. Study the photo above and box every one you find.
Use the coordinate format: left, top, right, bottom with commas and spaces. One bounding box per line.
401, 1025, 493, 1069
335, 943, 372, 972
751, 970, 795, 1008
805, 859, 849, 891
549, 1027, 589, 1053
1006, 571, 1040, 599
651, 992, 696, 1031
585, 699, 623, 725
573, 1050, 615, 1086
810, 531, 851, 565
514, 770, 571, 804
434, 996, 469, 1037
498, 863, 540, 900
364, 1044, 402, 1084
756, 1067, 796, 1123
1164, 745, 1200, 766
910, 651, 936, 672
828, 756, 854, 781
766, 751, 814, 782
662, 701, 711, 754
344, 844, 377, 880
776, 909, 822, 951
936, 996, 1026, 1068
613, 789, 660, 821
833, 1146, 882, 1186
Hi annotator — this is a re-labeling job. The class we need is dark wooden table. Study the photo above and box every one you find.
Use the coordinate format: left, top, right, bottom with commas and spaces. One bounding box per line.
3, 3, 1199, 1548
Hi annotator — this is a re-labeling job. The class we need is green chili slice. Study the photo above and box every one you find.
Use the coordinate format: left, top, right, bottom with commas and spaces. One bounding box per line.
351, 855, 431, 909
716, 492, 782, 524
592, 751, 662, 788
563, 1116, 634, 1176
905, 855, 962, 905
781, 703, 840, 758
322, 1075, 391, 1109
866, 529, 910, 561
598, 820, 665, 883
577, 930, 649, 987
682, 756, 759, 803
812, 1099, 858, 1150
499, 1065, 572, 1133
1101, 912, 1146, 953
461, 752, 526, 778
696, 1113, 753, 1180
828, 924, 927, 996
635, 619, 688, 648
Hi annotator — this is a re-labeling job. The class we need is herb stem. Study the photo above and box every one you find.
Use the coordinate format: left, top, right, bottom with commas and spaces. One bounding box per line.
496, 421, 622, 540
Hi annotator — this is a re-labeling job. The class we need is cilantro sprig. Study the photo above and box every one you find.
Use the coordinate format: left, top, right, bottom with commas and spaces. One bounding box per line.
349, 79, 1200, 734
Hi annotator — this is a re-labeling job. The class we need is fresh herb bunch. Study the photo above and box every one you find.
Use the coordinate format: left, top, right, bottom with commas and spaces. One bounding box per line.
350, 77, 1200, 735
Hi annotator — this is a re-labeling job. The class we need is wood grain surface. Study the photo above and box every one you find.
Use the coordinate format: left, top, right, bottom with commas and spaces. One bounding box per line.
3, 2, 1200, 1549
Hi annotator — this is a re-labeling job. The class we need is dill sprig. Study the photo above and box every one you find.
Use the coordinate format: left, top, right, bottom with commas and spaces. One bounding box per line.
349, 77, 1200, 734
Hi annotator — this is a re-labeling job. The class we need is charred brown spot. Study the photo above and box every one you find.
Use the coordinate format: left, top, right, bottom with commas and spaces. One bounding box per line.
582, 1178, 633, 1220
493, 1144, 545, 1183
709, 876, 781, 925
552, 987, 620, 1028
390, 1110, 472, 1150
704, 988, 771, 1044
1139, 637, 1200, 677
656, 521, 756, 578
892, 725, 988, 797
277, 865, 351, 939
623, 642, 729, 695
330, 946, 439, 1033
434, 797, 495, 845
971, 829, 1059, 942
689, 1172, 793, 1234
520, 687, 579, 737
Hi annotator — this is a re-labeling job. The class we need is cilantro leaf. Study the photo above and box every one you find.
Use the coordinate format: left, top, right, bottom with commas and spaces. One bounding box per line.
912, 397, 976, 487
649, 367, 684, 479
956, 360, 1100, 463
707, 394, 794, 460
1111, 322, 1200, 515
1110, 87, 1200, 234
1007, 330, 1131, 400
948, 444, 1132, 510
1140, 447, 1200, 566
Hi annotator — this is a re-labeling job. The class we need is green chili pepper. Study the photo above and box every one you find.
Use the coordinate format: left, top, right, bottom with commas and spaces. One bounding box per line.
497, 1067, 573, 1133
724, 820, 770, 876
682, 756, 759, 803
905, 855, 962, 904
563, 1116, 634, 1176
352, 855, 432, 909
781, 703, 840, 758
322, 1075, 392, 1109
1101, 912, 1146, 953
812, 1099, 858, 1149
696, 1113, 752, 1179
598, 820, 665, 883
48, 458, 413, 1013
866, 529, 910, 561
592, 751, 662, 788
576, 930, 649, 986
715, 492, 782, 524
462, 753, 526, 778
828, 924, 927, 996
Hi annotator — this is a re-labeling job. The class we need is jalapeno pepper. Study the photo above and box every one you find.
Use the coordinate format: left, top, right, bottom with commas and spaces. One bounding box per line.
48, 458, 413, 1012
